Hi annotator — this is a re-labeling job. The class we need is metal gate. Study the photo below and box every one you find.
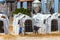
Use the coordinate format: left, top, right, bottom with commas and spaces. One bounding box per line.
51, 19, 58, 31
25, 20, 33, 32
0, 21, 4, 33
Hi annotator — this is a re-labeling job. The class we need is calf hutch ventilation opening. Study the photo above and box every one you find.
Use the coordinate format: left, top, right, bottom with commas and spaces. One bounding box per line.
25, 20, 33, 32
0, 21, 4, 33
51, 19, 58, 31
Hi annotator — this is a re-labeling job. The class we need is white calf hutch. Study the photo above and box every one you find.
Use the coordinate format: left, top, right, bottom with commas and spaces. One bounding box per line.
58, 14, 60, 31
0, 14, 9, 34
33, 13, 60, 34
13, 13, 60, 34
13, 13, 33, 34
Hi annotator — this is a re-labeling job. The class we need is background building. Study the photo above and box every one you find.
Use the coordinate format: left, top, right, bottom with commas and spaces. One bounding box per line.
6, 0, 17, 17
17, 0, 32, 12
0, 0, 59, 16
58, 0, 60, 13
0, 0, 17, 17
0, 0, 8, 16
41, 0, 58, 13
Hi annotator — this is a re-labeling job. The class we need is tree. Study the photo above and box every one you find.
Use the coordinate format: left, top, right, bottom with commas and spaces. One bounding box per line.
12, 8, 30, 16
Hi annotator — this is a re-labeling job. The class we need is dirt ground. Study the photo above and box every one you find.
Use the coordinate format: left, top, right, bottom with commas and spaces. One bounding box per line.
0, 26, 59, 40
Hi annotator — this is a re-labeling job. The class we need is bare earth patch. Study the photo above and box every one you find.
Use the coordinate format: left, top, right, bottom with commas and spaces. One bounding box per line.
0, 26, 59, 40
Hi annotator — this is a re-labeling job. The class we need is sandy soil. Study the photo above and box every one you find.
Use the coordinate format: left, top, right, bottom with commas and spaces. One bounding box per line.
0, 34, 60, 40
0, 26, 59, 40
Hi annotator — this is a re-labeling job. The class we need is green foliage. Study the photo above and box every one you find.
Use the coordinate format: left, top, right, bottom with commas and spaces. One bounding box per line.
13, 8, 30, 16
